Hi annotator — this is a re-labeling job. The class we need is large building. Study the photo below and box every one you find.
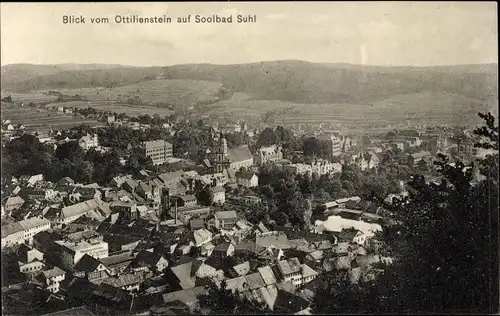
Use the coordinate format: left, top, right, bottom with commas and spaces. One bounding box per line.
254, 145, 283, 166
143, 140, 173, 165
54, 231, 109, 269
316, 131, 353, 160
78, 134, 99, 150
213, 134, 254, 173
1, 217, 51, 248
310, 159, 342, 177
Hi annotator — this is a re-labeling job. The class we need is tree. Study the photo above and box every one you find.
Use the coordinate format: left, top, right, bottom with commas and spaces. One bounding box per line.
257, 127, 278, 148
314, 112, 499, 314
197, 186, 214, 206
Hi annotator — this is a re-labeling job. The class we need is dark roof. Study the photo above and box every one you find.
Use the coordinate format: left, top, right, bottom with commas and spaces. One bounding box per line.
338, 228, 361, 242
189, 218, 204, 231
227, 146, 252, 163
131, 250, 166, 269
234, 171, 256, 180
274, 290, 310, 313
41, 307, 96, 316
74, 254, 102, 273
100, 252, 136, 268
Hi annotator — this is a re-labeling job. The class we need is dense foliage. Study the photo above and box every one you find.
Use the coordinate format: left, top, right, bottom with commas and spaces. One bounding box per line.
312, 112, 499, 314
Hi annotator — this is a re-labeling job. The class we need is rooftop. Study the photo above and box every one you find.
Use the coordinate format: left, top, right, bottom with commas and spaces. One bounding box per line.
278, 257, 301, 275
214, 210, 238, 220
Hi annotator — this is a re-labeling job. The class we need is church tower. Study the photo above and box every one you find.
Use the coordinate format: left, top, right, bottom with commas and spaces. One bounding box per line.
215, 133, 228, 173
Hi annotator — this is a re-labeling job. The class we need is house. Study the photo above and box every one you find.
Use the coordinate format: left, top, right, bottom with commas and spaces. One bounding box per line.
38, 266, 66, 293
355, 152, 380, 171
212, 241, 235, 257
58, 177, 75, 186
101, 273, 144, 292
4, 196, 25, 212
129, 250, 169, 274
285, 163, 312, 176
339, 229, 367, 246
142, 140, 173, 166
169, 205, 211, 224
162, 286, 208, 311
173, 195, 198, 207
78, 134, 99, 150
165, 259, 197, 290
408, 151, 433, 169
232, 261, 251, 276
27, 174, 44, 186
254, 145, 284, 166
189, 218, 205, 231
16, 244, 46, 274
54, 231, 109, 270
300, 264, 319, 284
276, 257, 302, 286
99, 251, 135, 275
210, 186, 226, 204
310, 159, 342, 177
212, 211, 239, 230
193, 228, 213, 247
235, 171, 258, 188
73, 254, 112, 282
135, 181, 160, 203
1, 217, 51, 248
110, 200, 138, 221
256, 231, 292, 250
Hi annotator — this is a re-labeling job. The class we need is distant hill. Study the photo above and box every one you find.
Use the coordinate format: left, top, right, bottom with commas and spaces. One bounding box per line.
0, 63, 133, 87
1, 60, 497, 106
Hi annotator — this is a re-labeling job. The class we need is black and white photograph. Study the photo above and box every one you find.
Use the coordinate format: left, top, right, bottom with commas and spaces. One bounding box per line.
0, 2, 498, 315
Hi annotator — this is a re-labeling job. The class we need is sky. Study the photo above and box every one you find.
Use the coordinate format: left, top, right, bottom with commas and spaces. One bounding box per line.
1, 2, 497, 67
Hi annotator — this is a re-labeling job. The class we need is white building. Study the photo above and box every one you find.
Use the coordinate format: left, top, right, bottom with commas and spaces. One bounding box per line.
285, 163, 312, 176
55, 231, 108, 269
254, 145, 283, 166
39, 266, 66, 293
211, 186, 226, 204
143, 140, 173, 166
235, 171, 259, 188
1, 217, 51, 248
310, 159, 342, 177
78, 134, 99, 150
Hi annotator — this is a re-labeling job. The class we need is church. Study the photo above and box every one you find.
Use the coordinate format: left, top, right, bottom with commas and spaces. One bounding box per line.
212, 133, 253, 179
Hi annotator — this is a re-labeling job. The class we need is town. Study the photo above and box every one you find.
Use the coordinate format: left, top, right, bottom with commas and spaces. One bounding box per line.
0, 95, 489, 316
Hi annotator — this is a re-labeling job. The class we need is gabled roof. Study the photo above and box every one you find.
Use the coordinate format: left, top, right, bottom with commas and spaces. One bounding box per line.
5, 196, 25, 207
235, 171, 256, 180
339, 228, 362, 242
277, 257, 301, 276
41, 306, 96, 316
227, 146, 252, 163
170, 261, 196, 289
245, 272, 266, 290
233, 261, 251, 276
42, 266, 66, 279
301, 264, 319, 279
256, 232, 291, 249
131, 250, 167, 269
101, 273, 143, 288
162, 286, 208, 305
100, 252, 136, 268
214, 210, 238, 220
74, 254, 102, 273
258, 266, 277, 286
